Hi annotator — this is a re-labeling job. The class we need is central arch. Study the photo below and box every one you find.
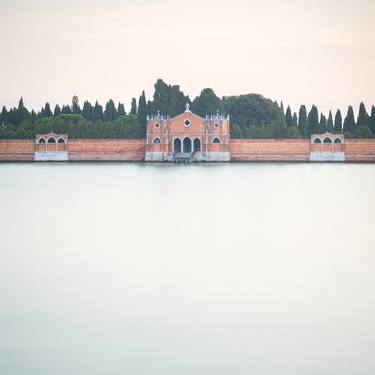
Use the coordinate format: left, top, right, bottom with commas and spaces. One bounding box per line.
173, 138, 181, 153
193, 138, 201, 152
183, 137, 192, 153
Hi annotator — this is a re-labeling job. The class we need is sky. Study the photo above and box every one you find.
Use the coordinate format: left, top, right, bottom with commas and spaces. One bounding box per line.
0, 0, 374, 116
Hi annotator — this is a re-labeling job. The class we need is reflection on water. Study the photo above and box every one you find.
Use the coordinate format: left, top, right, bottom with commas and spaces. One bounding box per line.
1, 162, 375, 375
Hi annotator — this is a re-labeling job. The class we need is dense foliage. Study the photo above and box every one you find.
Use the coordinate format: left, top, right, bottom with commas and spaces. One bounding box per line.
1, 79, 374, 139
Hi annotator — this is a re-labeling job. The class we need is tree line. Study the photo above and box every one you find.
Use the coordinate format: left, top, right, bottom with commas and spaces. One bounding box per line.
1, 79, 374, 139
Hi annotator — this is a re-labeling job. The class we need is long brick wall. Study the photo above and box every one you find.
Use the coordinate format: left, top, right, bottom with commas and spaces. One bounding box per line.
68, 139, 146, 161
229, 139, 311, 161
0, 140, 34, 161
1, 138, 375, 162
344, 140, 375, 162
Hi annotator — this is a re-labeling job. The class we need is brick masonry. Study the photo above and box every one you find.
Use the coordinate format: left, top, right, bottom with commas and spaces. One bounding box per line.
1, 138, 375, 162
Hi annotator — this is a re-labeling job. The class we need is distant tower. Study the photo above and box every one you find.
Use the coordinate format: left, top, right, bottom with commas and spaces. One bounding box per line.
72, 94, 79, 108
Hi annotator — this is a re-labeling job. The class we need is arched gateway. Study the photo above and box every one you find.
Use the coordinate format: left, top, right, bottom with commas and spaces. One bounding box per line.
145, 104, 230, 162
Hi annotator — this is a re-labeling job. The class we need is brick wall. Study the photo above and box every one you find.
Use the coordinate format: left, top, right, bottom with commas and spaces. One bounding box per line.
68, 139, 146, 161
229, 139, 311, 161
344, 139, 375, 161
0, 140, 34, 161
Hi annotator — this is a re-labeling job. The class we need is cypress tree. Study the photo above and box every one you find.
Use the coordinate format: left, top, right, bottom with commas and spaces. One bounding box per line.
327, 110, 334, 132
61, 105, 72, 114
82, 101, 93, 121
298, 105, 308, 138
273, 109, 288, 139
292, 112, 298, 127
1, 106, 8, 125
369, 105, 375, 134
93, 101, 103, 122
334, 109, 342, 133
130, 98, 137, 115
307, 105, 319, 135
137, 90, 147, 127
319, 113, 327, 133
104, 99, 117, 121
280, 101, 285, 114
31, 110, 37, 124
117, 103, 126, 117
44, 103, 53, 117
343, 106, 356, 134
285, 105, 293, 127
54, 104, 61, 116
357, 102, 369, 127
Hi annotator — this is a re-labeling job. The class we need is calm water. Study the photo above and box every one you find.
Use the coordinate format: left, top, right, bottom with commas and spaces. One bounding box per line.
1, 162, 375, 375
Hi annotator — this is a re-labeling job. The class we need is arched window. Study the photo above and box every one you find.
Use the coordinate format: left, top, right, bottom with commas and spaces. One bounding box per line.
213, 137, 221, 144
153, 137, 161, 144
174, 138, 181, 153
323, 137, 332, 143
334, 138, 342, 144
313, 138, 322, 144
57, 138, 65, 144
183, 137, 192, 153
47, 137, 56, 144
38, 138, 46, 144
193, 138, 201, 152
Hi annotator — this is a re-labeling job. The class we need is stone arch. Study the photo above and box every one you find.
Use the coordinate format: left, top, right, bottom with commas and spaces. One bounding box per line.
47, 137, 56, 144
313, 138, 322, 144
57, 137, 65, 144
334, 138, 342, 144
193, 138, 201, 152
213, 137, 221, 144
38, 138, 46, 144
183, 137, 192, 153
173, 138, 182, 153
323, 137, 332, 143
153, 137, 161, 144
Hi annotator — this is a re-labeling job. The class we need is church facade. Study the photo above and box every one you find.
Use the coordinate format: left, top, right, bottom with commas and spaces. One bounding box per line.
145, 104, 231, 162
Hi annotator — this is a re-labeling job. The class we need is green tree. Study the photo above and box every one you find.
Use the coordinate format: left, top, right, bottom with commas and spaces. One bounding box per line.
137, 90, 148, 134
369, 105, 375, 134
231, 124, 243, 138
82, 101, 94, 121
130, 97, 137, 115
343, 106, 356, 134
117, 103, 126, 117
273, 110, 288, 139
93, 101, 103, 122
327, 111, 334, 132
355, 125, 371, 138
54, 105, 61, 116
357, 102, 369, 127
298, 105, 308, 138
307, 105, 319, 135
104, 99, 117, 121
334, 109, 342, 133
319, 113, 327, 133
285, 105, 293, 127
292, 112, 298, 127
192, 88, 224, 117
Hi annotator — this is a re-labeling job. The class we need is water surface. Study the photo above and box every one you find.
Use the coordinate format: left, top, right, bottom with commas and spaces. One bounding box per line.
1, 162, 375, 375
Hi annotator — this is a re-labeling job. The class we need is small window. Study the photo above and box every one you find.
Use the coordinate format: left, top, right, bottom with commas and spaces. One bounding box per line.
334, 138, 342, 144
38, 138, 46, 144
323, 137, 332, 143
214, 123, 219, 129
313, 138, 322, 144
153, 138, 161, 144
57, 138, 65, 144
155, 123, 160, 128
184, 119, 191, 127
47, 137, 56, 144
213, 138, 221, 144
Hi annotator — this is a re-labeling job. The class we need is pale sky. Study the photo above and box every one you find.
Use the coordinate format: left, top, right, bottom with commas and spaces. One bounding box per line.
1, 0, 374, 116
